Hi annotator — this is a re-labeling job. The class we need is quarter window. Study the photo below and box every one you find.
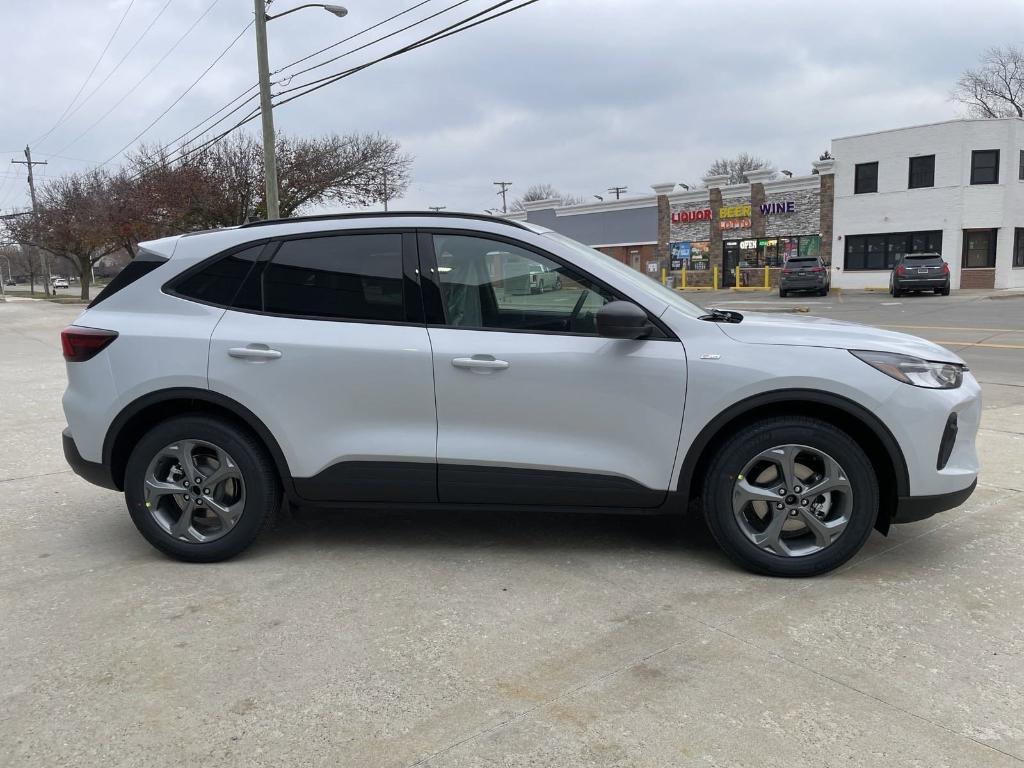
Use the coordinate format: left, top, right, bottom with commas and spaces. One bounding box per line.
854, 162, 878, 194
970, 150, 1000, 184
908, 155, 935, 189
174, 245, 263, 307
262, 234, 404, 321
432, 234, 619, 335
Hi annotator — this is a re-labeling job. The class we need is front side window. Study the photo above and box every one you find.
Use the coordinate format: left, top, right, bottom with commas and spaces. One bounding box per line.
854, 162, 878, 194
174, 245, 263, 307
432, 234, 619, 334
970, 150, 1000, 184
962, 229, 997, 268
262, 234, 404, 321
908, 155, 935, 189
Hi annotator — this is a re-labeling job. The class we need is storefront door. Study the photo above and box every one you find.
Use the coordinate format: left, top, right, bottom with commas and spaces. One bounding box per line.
722, 241, 740, 287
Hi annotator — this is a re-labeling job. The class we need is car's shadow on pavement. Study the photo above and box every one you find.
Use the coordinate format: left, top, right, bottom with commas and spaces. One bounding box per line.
248, 503, 731, 565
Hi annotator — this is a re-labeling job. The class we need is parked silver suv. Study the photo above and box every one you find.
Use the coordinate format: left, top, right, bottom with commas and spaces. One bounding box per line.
61, 213, 979, 575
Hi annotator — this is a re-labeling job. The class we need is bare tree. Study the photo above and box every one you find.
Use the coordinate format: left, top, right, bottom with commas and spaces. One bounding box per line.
953, 46, 1024, 118
511, 183, 585, 211
704, 153, 775, 185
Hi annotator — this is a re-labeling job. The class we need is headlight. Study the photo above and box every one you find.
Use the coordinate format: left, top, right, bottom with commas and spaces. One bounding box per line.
851, 350, 964, 389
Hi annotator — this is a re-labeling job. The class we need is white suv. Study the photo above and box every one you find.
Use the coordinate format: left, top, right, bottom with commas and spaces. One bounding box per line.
61, 213, 980, 576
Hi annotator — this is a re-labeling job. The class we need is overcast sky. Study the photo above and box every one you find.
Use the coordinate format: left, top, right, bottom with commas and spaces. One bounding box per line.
1, 0, 1022, 214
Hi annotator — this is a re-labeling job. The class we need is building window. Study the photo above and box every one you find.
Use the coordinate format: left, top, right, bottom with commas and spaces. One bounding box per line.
854, 162, 878, 194
970, 150, 1000, 185
1014, 229, 1024, 268
1019, 150, 1023, 181
844, 230, 943, 271
962, 229, 997, 269
908, 155, 935, 189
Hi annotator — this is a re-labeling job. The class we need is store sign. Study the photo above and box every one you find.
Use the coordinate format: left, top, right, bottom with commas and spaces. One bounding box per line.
646, 261, 660, 274
671, 208, 712, 223
760, 201, 797, 215
719, 218, 751, 230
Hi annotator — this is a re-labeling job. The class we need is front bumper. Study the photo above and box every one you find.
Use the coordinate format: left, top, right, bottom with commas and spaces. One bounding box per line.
63, 428, 119, 491
892, 479, 977, 523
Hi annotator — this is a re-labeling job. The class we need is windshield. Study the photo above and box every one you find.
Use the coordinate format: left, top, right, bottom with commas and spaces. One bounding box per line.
543, 231, 706, 318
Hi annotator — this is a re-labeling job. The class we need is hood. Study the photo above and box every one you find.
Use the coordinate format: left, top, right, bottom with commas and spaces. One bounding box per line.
717, 312, 965, 364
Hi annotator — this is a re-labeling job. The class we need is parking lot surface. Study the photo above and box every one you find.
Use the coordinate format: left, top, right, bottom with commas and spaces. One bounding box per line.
2, 294, 1023, 767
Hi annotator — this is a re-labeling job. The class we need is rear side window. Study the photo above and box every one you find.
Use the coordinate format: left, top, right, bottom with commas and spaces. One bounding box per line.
174, 245, 263, 306
262, 234, 404, 321
89, 249, 167, 308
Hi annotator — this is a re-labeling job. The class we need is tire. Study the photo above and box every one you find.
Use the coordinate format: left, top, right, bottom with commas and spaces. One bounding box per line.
779, 289, 787, 298
941, 283, 950, 296
124, 415, 281, 562
702, 416, 879, 577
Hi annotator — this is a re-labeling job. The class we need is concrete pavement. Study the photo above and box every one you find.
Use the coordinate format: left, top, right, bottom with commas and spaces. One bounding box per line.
1, 297, 1022, 767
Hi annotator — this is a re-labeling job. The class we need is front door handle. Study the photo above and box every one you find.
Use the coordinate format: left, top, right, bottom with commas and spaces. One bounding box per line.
228, 345, 282, 360
452, 355, 510, 372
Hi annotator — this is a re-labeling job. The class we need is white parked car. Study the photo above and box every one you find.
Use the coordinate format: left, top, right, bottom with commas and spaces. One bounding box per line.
52, 277, 69, 289
61, 213, 979, 575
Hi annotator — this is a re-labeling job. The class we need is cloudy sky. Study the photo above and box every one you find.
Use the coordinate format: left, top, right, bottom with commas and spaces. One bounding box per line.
1, 0, 1021, 214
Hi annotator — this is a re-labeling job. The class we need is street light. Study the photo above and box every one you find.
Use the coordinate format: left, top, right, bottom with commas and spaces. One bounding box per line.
254, 1, 348, 220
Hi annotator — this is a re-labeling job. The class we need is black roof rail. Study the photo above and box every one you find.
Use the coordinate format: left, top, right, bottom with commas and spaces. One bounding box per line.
238, 210, 530, 231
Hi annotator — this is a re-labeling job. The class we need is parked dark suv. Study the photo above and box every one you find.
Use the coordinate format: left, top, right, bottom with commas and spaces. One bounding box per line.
890, 252, 950, 296
779, 256, 829, 297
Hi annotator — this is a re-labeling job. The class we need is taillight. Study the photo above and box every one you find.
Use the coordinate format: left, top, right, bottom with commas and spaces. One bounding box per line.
810, 266, 823, 273
941, 263, 950, 274
61, 326, 118, 362
895, 265, 905, 276
783, 268, 793, 274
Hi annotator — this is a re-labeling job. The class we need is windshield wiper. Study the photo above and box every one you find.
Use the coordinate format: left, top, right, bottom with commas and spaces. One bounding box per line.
699, 308, 743, 324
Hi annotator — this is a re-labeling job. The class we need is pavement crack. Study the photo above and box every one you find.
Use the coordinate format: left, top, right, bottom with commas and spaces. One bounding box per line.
0, 469, 72, 484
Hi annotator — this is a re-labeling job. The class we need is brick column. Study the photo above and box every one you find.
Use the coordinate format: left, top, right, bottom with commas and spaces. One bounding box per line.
746, 168, 774, 240
813, 159, 835, 265
651, 183, 676, 271
702, 174, 730, 276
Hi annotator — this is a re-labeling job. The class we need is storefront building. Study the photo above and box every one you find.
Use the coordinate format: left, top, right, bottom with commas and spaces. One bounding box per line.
830, 117, 1024, 290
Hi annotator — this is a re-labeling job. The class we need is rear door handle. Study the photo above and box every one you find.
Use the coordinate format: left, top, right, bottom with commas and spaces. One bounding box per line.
452, 355, 509, 372
228, 345, 282, 360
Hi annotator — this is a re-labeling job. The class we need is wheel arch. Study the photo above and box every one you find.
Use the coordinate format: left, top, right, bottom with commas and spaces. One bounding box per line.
103, 388, 294, 497
678, 389, 909, 532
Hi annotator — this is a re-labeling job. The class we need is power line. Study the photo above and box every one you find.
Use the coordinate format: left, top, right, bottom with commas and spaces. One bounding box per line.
100, 20, 254, 167
608, 186, 627, 199
52, 0, 222, 158
493, 181, 512, 213
31, 0, 137, 147
127, 0, 542, 181
38, 0, 176, 150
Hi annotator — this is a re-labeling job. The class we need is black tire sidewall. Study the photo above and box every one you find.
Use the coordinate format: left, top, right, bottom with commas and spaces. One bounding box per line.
125, 415, 279, 562
703, 417, 879, 577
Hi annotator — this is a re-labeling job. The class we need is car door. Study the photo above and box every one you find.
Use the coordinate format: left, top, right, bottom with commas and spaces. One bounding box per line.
207, 231, 438, 503
421, 231, 687, 508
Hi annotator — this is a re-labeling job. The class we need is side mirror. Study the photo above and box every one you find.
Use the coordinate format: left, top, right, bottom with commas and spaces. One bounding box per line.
596, 301, 654, 340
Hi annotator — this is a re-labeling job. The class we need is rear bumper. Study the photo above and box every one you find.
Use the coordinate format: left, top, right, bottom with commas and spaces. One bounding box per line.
63, 428, 119, 491
892, 479, 977, 524
780, 278, 827, 290
896, 278, 948, 289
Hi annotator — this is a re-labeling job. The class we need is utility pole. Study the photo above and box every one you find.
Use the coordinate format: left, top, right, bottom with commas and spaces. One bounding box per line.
253, 0, 280, 220
382, 168, 388, 212
11, 146, 50, 296
428, 205, 446, 212
493, 181, 512, 213
607, 186, 627, 200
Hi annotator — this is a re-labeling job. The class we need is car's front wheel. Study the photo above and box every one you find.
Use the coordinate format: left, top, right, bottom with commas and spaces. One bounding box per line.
702, 416, 878, 577
124, 415, 280, 562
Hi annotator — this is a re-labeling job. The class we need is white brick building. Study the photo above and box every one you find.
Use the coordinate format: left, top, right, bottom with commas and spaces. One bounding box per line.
830, 118, 1024, 290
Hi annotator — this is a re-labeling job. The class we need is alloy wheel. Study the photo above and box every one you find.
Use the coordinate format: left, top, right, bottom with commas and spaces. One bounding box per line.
143, 439, 246, 544
731, 444, 853, 557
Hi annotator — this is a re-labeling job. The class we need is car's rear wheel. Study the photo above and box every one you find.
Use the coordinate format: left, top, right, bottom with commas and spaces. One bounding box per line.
124, 415, 280, 562
779, 288, 787, 298
702, 417, 878, 577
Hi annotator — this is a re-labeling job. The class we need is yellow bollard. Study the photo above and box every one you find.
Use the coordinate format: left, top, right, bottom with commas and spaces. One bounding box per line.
734, 265, 740, 288
680, 268, 687, 289
661, 268, 666, 286
713, 266, 719, 290
764, 265, 769, 289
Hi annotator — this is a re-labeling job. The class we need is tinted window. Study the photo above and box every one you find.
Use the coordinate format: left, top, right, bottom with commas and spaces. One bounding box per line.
908, 155, 934, 188
1015, 229, 1024, 268
263, 234, 403, 321
844, 231, 943, 270
175, 245, 263, 306
854, 162, 878, 194
432, 234, 620, 335
905, 254, 942, 263
90, 249, 167, 308
962, 229, 996, 268
787, 257, 819, 266
970, 150, 999, 184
